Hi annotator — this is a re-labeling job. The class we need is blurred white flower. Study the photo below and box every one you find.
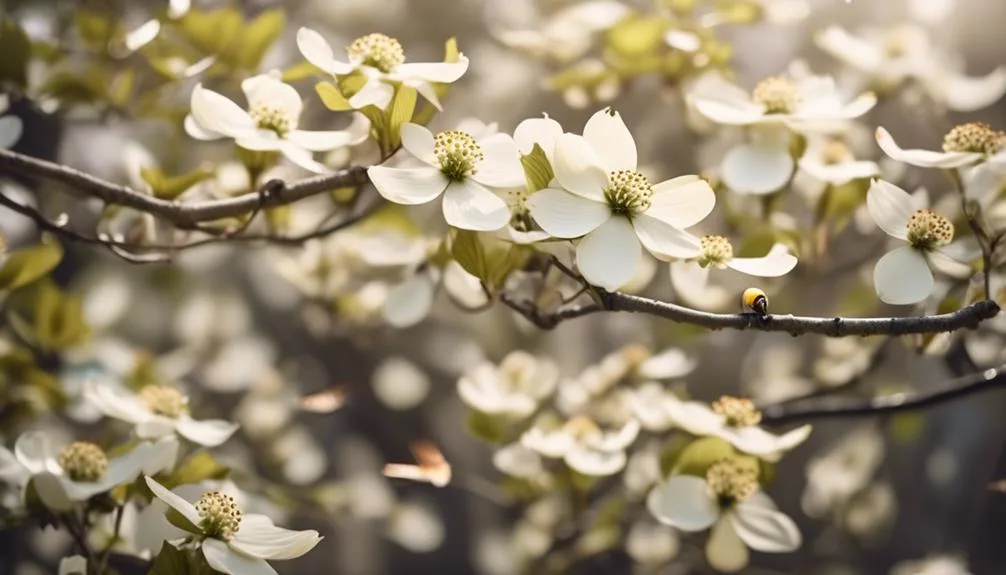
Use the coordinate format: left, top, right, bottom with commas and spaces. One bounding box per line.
0, 95, 23, 149
57, 556, 86, 575
526, 107, 715, 289
876, 125, 1006, 170
368, 123, 525, 231
521, 416, 639, 476
626, 519, 680, 567
842, 480, 897, 542
648, 462, 801, 572
270, 426, 328, 485
795, 135, 880, 198
382, 267, 438, 329
297, 28, 469, 110
742, 341, 813, 403
866, 179, 954, 304
458, 351, 559, 419
386, 498, 445, 552
801, 423, 884, 518
144, 476, 321, 575
816, 24, 1006, 112
185, 72, 368, 173
628, 382, 680, 432
372, 356, 431, 411
492, 442, 544, 479
667, 395, 811, 462
84, 381, 238, 447
489, 0, 629, 63
891, 554, 972, 575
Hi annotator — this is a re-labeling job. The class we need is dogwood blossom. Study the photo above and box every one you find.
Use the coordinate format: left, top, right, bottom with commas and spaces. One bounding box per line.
368, 123, 525, 231
185, 72, 367, 173
489, 1, 630, 63
521, 416, 640, 476
526, 108, 715, 290
667, 237, 798, 300
145, 476, 321, 575
866, 179, 954, 304
0, 95, 23, 149
648, 462, 801, 572
297, 27, 469, 110
457, 351, 559, 419
84, 380, 238, 447
876, 124, 1006, 169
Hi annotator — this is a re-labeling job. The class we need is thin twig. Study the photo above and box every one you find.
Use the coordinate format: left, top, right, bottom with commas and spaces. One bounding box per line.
760, 363, 1006, 425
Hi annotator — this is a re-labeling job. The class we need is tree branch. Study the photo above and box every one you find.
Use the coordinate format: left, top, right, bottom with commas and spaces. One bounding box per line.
0, 148, 371, 226
501, 290, 1000, 337
760, 364, 1006, 425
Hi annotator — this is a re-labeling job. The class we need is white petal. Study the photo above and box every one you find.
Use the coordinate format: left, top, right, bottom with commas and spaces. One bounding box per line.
666, 400, 725, 436
942, 67, 1006, 113
124, 19, 160, 52
866, 179, 914, 240
229, 514, 322, 560
368, 166, 448, 205
693, 98, 764, 125
242, 75, 303, 120
576, 216, 641, 290
706, 518, 750, 573
493, 443, 544, 478
168, 0, 191, 19
136, 417, 176, 439
632, 215, 703, 259
814, 26, 882, 73
875, 127, 981, 169
296, 28, 352, 75
669, 261, 732, 310
730, 501, 801, 552
184, 114, 223, 141
552, 133, 609, 201
58, 555, 87, 575
721, 143, 794, 195
0, 446, 28, 485
582, 108, 637, 171
32, 473, 74, 511
513, 116, 563, 158
278, 143, 330, 174
565, 446, 626, 476
443, 261, 490, 309
175, 416, 239, 447
383, 273, 436, 328
144, 436, 181, 475
394, 54, 470, 82
473, 133, 525, 188
637, 348, 697, 379
646, 475, 719, 531
646, 177, 716, 228
202, 539, 277, 575
873, 246, 934, 305
0, 115, 23, 149
286, 130, 354, 152
349, 80, 394, 109
728, 244, 798, 277
799, 158, 880, 184
526, 187, 609, 238
442, 181, 510, 231
407, 79, 443, 111
83, 381, 151, 425
144, 476, 201, 528
400, 123, 437, 166
520, 428, 574, 458
714, 426, 804, 459
189, 85, 255, 138
15, 432, 60, 474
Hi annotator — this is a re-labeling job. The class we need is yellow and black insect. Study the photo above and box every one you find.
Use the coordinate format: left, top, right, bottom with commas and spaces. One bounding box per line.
741, 287, 769, 317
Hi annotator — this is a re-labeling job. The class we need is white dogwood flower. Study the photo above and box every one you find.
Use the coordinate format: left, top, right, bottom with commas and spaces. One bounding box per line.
145, 476, 321, 575
667, 396, 811, 462
866, 179, 954, 304
816, 24, 1006, 112
368, 123, 525, 231
0, 95, 23, 149
489, 0, 630, 63
521, 416, 640, 476
84, 381, 238, 447
876, 124, 1006, 169
796, 135, 881, 194
185, 72, 367, 173
648, 461, 801, 572
297, 28, 469, 110
526, 108, 715, 290
667, 236, 798, 297
458, 351, 560, 419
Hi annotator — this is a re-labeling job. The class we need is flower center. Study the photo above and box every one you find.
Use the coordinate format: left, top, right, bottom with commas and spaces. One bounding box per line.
752, 76, 799, 115
711, 395, 761, 427
249, 103, 293, 138
347, 33, 406, 73
705, 459, 758, 508
565, 415, 602, 442
883, 25, 915, 59
139, 384, 189, 418
603, 170, 653, 216
434, 130, 483, 182
942, 122, 1006, 155
821, 139, 853, 165
906, 208, 954, 251
196, 491, 242, 539
58, 442, 108, 482
698, 235, 734, 268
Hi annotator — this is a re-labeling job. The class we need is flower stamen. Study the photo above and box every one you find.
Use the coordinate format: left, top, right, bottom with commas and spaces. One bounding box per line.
59, 442, 108, 482
706, 459, 758, 508
711, 396, 761, 427
434, 131, 483, 182
196, 491, 242, 539
821, 139, 853, 165
942, 122, 1006, 155
564, 415, 602, 442
752, 76, 800, 115
249, 103, 293, 138
698, 235, 734, 268
906, 209, 954, 251
347, 33, 406, 73
603, 170, 653, 216
139, 385, 189, 418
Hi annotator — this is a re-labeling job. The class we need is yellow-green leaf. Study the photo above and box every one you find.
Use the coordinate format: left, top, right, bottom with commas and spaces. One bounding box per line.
315, 81, 352, 111
282, 61, 321, 83
444, 37, 460, 63
75, 9, 118, 49
451, 229, 489, 281
107, 68, 135, 108
149, 542, 194, 575
671, 436, 737, 477
520, 144, 554, 192
0, 18, 31, 87
236, 8, 285, 69
388, 85, 418, 150
0, 241, 63, 292
179, 8, 242, 56
163, 450, 230, 488
144, 167, 215, 200
465, 410, 507, 444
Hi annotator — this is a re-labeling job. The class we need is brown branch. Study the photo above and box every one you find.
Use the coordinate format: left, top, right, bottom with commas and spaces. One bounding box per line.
500, 290, 1000, 337
0, 148, 371, 227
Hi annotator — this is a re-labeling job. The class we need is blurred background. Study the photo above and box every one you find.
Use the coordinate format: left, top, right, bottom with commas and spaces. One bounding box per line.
2, 0, 1006, 574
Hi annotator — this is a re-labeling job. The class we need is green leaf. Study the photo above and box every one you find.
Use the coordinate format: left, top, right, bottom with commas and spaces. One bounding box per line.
888, 412, 925, 444
0, 18, 31, 87
465, 410, 506, 444
520, 144, 555, 192
444, 37, 460, 63
142, 166, 214, 200
671, 436, 737, 477
605, 15, 668, 59
387, 85, 418, 150
282, 61, 321, 83
22, 279, 90, 351
149, 541, 193, 575
164, 450, 230, 488
315, 81, 352, 111
165, 508, 202, 536
75, 9, 119, 49
0, 241, 63, 292
485, 244, 531, 290
179, 8, 243, 56
235, 9, 285, 70
107, 68, 135, 108
451, 229, 489, 280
